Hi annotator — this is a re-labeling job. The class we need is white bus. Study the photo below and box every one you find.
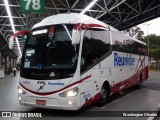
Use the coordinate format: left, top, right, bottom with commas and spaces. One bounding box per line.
12, 13, 148, 110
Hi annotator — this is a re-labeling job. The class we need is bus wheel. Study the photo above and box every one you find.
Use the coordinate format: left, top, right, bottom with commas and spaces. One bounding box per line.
136, 74, 143, 89
96, 83, 110, 106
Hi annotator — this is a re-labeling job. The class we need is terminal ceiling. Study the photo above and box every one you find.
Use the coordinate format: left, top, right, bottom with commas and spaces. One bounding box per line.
0, 0, 160, 58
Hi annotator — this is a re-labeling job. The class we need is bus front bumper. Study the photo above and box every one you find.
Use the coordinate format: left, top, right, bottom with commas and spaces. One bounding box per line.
18, 96, 81, 110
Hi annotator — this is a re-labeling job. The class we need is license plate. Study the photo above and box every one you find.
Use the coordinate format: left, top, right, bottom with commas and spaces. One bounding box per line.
36, 100, 46, 105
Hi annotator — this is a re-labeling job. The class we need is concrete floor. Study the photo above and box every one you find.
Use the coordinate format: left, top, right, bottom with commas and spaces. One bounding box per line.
0, 71, 160, 120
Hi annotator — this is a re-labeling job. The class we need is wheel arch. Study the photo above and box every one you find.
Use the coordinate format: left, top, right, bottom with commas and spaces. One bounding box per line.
101, 80, 111, 96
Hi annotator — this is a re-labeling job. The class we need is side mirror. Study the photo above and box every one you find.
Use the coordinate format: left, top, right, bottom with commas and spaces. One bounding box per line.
71, 29, 81, 45
9, 30, 30, 49
9, 36, 15, 49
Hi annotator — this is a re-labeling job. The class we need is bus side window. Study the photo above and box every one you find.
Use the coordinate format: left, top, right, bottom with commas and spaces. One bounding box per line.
112, 32, 125, 52
81, 29, 110, 73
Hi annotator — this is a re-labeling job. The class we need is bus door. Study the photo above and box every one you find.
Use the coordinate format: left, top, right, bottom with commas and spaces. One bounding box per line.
80, 28, 111, 103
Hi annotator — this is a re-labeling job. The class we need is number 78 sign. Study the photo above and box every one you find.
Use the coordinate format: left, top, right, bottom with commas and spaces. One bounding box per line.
20, 0, 44, 13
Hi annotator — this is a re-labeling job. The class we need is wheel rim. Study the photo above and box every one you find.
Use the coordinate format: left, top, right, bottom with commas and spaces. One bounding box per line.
139, 80, 142, 87
101, 88, 107, 102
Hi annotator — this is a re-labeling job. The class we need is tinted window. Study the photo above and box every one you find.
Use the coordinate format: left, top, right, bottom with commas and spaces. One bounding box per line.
21, 24, 79, 80
112, 32, 147, 55
81, 29, 110, 73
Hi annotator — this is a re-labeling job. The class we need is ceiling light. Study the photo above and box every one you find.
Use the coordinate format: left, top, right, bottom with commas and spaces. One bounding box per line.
4, 0, 22, 60
80, 0, 98, 15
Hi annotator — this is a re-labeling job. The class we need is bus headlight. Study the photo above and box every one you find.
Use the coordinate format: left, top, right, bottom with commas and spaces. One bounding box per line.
18, 87, 26, 94
59, 87, 78, 97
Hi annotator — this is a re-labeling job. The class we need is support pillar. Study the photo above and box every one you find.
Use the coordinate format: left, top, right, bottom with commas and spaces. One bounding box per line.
9, 58, 12, 73
5, 56, 7, 74
0, 52, 1, 67
14, 59, 17, 67
5, 56, 10, 74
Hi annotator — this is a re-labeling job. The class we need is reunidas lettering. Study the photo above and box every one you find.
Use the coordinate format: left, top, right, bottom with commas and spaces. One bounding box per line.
114, 52, 135, 66
48, 82, 64, 86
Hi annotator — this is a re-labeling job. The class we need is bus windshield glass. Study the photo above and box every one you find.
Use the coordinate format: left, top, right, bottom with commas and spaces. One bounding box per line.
21, 24, 79, 80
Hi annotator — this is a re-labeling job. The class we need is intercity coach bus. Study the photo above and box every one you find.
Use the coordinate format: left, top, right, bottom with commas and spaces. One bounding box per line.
11, 13, 148, 110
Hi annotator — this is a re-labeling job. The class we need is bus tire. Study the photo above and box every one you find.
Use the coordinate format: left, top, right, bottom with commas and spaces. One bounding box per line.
136, 74, 143, 89
96, 82, 110, 106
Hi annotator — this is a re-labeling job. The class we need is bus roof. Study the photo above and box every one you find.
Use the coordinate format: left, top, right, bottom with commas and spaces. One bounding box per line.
32, 13, 108, 29
32, 13, 146, 46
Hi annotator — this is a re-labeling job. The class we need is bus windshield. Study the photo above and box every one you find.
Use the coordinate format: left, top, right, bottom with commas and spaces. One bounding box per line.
21, 24, 79, 80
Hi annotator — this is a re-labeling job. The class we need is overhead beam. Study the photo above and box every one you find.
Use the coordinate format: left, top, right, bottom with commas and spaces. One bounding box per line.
0, 4, 19, 7
51, 0, 59, 13
1, 30, 14, 32
0, 24, 25, 26
96, 0, 126, 19
0, 16, 26, 19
